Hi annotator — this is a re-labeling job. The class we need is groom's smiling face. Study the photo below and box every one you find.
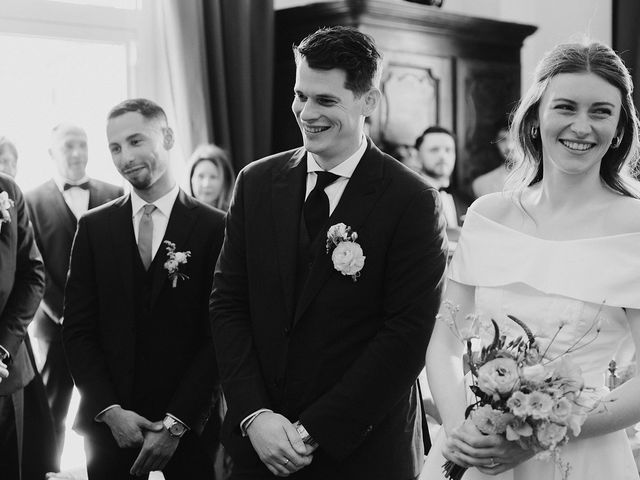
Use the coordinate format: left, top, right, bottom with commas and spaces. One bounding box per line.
292, 58, 378, 169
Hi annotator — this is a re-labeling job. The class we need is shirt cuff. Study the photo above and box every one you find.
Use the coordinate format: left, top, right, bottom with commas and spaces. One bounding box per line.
240, 409, 273, 437
165, 413, 190, 431
94, 404, 121, 422
0, 345, 10, 364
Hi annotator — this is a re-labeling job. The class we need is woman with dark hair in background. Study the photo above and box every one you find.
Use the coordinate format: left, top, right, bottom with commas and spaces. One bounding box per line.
188, 143, 235, 211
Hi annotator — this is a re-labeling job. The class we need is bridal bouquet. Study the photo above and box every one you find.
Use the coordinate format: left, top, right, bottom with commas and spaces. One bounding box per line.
438, 302, 600, 480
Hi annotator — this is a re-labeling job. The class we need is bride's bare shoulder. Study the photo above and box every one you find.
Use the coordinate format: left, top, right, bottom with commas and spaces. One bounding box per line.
606, 194, 640, 234
469, 192, 518, 224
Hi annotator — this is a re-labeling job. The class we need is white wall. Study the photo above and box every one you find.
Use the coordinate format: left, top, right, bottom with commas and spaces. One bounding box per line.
274, 0, 613, 94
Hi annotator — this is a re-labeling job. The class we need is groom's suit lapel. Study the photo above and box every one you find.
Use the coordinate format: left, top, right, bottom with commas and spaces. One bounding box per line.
149, 190, 198, 308
110, 195, 135, 320
293, 140, 387, 325
272, 149, 307, 321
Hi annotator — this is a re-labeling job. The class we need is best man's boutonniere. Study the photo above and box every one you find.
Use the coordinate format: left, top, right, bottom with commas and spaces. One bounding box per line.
326, 223, 365, 282
0, 191, 14, 234
163, 240, 191, 288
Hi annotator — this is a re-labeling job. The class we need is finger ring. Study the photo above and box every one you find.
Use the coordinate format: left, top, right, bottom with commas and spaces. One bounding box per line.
282, 458, 289, 465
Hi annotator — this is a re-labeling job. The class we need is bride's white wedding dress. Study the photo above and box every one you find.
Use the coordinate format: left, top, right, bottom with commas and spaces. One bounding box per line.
421, 208, 640, 480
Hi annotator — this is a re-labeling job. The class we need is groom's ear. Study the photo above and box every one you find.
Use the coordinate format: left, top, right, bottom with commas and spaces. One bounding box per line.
361, 87, 381, 117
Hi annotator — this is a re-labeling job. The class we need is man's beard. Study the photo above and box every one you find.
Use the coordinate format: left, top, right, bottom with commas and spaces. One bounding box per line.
421, 165, 450, 182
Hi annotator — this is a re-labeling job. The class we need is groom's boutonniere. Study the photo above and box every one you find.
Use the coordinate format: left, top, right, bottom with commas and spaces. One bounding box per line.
326, 223, 365, 282
0, 191, 14, 234
163, 240, 191, 288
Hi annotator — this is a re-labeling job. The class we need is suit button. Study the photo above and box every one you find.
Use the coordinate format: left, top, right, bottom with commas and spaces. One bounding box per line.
283, 327, 290, 337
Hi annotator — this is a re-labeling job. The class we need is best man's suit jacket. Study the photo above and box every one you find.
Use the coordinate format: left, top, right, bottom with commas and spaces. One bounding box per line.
63, 190, 225, 438
211, 139, 448, 479
26, 178, 123, 324
0, 174, 45, 396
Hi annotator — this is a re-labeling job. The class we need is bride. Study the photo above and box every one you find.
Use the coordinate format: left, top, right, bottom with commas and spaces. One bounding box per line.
421, 41, 640, 479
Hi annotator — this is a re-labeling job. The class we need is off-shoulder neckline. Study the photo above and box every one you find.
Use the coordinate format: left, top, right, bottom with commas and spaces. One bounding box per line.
469, 208, 640, 243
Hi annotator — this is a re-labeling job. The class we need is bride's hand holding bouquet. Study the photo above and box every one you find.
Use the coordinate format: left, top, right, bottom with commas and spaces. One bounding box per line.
436, 301, 600, 480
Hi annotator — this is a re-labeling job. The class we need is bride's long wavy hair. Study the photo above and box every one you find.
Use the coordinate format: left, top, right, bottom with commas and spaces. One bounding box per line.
506, 41, 640, 199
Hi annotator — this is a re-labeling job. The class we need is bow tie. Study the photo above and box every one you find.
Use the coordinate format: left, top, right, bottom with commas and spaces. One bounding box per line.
63, 181, 90, 191
438, 186, 450, 193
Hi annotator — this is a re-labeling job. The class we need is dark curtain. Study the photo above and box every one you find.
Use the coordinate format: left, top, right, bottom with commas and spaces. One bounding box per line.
203, 0, 275, 172
613, 0, 640, 112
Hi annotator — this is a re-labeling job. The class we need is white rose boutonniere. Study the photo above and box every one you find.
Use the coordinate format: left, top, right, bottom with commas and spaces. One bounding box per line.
0, 191, 14, 234
326, 222, 365, 281
163, 240, 191, 288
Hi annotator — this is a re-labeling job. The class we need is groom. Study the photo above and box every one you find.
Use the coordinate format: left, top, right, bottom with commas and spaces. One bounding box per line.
211, 26, 448, 480
63, 99, 225, 479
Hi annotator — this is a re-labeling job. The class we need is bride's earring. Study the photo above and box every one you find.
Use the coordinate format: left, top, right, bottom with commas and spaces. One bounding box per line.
611, 135, 622, 149
531, 124, 539, 140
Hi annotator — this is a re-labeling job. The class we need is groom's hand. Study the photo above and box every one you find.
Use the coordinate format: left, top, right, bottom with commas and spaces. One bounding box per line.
129, 421, 180, 476
247, 412, 313, 477
101, 407, 162, 448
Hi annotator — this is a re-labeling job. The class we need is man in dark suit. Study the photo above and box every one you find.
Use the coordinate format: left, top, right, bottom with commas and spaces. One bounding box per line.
0, 173, 45, 479
211, 27, 448, 480
63, 98, 225, 479
26, 123, 123, 471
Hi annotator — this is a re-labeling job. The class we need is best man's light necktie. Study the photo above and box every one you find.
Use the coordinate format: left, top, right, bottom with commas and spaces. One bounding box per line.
138, 204, 157, 270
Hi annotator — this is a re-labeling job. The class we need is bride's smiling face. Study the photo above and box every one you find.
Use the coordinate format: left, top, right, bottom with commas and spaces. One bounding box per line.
537, 72, 622, 177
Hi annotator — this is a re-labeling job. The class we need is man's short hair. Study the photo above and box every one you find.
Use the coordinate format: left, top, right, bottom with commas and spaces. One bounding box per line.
415, 126, 455, 150
0, 136, 18, 160
293, 26, 382, 97
107, 98, 168, 124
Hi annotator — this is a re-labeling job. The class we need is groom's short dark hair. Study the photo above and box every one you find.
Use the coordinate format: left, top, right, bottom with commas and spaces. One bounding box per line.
293, 26, 382, 97
107, 98, 168, 125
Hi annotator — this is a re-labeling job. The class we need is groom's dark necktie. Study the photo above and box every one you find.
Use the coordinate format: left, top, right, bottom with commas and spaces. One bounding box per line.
304, 171, 339, 240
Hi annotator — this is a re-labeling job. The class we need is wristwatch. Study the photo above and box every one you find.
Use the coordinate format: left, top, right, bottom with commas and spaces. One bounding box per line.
294, 421, 318, 449
163, 416, 187, 438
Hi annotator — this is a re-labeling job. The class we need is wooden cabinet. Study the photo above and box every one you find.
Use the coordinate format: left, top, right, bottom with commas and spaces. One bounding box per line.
273, 0, 536, 194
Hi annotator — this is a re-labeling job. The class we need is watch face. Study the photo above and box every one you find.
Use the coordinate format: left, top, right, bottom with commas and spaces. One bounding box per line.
169, 422, 186, 436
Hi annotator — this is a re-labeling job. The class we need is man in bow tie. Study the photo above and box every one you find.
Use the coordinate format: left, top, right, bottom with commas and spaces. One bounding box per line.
63, 99, 225, 479
25, 122, 123, 471
211, 26, 448, 480
414, 126, 469, 231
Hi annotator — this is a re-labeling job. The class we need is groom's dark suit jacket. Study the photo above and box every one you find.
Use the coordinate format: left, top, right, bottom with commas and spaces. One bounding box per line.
211, 139, 448, 479
63, 191, 225, 441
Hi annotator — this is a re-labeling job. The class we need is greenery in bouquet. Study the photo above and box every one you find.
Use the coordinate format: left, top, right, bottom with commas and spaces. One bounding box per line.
437, 301, 602, 480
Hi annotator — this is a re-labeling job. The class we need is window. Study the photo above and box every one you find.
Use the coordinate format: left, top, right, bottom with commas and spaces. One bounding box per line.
0, 0, 153, 191
48, 0, 141, 9
0, 33, 131, 189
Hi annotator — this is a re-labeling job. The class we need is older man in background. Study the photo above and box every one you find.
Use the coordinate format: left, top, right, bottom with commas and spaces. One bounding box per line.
26, 123, 123, 472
